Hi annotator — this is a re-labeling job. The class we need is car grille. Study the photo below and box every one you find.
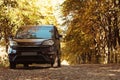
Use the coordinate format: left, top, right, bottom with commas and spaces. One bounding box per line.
12, 46, 50, 52
17, 42, 41, 46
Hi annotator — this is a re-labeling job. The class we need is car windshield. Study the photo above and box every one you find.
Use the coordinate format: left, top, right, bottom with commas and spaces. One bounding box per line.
15, 26, 54, 39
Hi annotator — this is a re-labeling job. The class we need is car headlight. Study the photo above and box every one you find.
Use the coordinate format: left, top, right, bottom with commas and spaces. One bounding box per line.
9, 41, 18, 46
8, 46, 17, 54
42, 40, 54, 46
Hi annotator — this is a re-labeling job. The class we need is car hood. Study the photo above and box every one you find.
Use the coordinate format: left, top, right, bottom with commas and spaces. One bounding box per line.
13, 39, 46, 42
13, 39, 47, 46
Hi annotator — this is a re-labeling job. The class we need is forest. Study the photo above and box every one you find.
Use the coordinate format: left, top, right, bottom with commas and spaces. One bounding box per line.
0, 0, 120, 65
62, 0, 120, 64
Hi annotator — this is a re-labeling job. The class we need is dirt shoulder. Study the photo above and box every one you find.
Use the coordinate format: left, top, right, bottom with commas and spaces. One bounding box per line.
0, 64, 120, 80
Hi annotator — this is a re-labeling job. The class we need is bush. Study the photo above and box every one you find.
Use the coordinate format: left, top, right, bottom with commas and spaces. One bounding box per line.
0, 55, 9, 68
0, 45, 9, 68
0, 55, 9, 67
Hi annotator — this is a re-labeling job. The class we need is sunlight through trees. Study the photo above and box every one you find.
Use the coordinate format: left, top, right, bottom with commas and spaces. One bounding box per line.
1, 0, 120, 65
0, 0, 58, 46
62, 0, 120, 64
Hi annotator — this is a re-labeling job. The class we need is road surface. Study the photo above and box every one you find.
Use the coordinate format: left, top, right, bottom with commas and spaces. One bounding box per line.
0, 64, 120, 80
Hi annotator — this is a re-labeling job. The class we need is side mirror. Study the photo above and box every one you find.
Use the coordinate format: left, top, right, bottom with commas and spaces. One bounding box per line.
8, 35, 14, 40
59, 35, 62, 38
55, 35, 62, 39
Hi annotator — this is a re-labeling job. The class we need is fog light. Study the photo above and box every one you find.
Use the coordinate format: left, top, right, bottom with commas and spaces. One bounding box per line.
8, 46, 17, 54
12, 50, 17, 53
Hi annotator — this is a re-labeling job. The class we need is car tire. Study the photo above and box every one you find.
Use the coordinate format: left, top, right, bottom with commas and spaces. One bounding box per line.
52, 55, 61, 68
58, 58, 61, 67
51, 60, 54, 67
24, 64, 29, 68
10, 62, 16, 69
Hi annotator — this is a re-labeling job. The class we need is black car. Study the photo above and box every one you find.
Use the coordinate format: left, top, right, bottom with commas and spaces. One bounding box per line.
8, 25, 62, 68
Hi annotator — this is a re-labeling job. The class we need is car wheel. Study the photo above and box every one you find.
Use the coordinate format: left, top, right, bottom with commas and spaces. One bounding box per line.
52, 55, 61, 68
51, 60, 54, 67
10, 62, 16, 69
58, 58, 61, 67
24, 64, 29, 68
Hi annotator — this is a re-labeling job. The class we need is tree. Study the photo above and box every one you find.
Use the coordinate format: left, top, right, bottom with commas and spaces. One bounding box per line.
62, 0, 120, 64
0, 0, 58, 50
0, 0, 19, 45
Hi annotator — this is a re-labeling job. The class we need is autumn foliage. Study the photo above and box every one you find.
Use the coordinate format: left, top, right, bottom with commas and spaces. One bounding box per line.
62, 0, 120, 64
0, 0, 120, 65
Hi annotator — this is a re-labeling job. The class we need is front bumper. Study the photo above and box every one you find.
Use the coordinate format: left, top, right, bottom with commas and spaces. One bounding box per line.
8, 46, 56, 64
8, 53, 55, 64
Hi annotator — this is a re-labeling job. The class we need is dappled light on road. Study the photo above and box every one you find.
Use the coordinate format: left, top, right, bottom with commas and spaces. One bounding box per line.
1, 64, 120, 80
61, 60, 69, 65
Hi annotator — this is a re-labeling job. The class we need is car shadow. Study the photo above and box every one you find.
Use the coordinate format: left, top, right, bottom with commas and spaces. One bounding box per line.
15, 64, 51, 70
